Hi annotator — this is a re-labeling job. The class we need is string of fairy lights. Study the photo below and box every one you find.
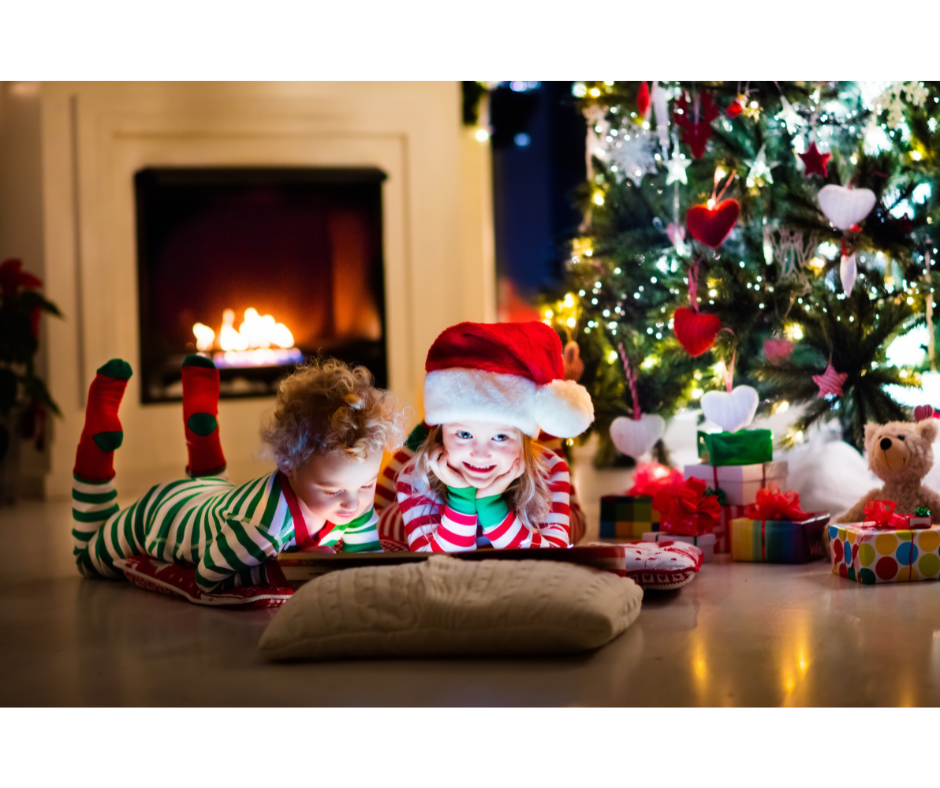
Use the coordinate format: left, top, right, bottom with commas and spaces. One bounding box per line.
539, 81, 939, 444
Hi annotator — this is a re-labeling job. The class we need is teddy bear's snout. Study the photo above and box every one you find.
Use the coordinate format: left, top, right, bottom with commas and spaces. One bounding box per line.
874, 433, 911, 472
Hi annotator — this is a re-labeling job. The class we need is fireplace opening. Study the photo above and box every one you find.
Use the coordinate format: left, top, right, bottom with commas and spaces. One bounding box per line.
134, 167, 387, 403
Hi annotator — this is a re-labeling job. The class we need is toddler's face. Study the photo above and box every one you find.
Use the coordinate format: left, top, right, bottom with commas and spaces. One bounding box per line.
289, 450, 382, 524
441, 420, 523, 489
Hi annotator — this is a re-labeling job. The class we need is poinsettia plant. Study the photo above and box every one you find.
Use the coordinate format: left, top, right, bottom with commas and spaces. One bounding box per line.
0, 258, 62, 461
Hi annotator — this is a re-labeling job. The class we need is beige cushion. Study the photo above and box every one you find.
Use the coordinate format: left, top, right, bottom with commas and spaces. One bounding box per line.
259, 555, 643, 661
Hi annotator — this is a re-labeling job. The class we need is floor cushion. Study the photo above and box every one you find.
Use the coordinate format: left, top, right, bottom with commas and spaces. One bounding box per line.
259, 554, 643, 661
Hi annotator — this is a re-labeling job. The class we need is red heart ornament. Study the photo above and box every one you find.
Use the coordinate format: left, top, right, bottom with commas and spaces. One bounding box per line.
914, 405, 937, 422
674, 307, 721, 357
686, 199, 740, 248
764, 338, 794, 363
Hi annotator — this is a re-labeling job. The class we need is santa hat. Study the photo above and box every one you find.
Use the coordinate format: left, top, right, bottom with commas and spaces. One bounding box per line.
423, 321, 594, 438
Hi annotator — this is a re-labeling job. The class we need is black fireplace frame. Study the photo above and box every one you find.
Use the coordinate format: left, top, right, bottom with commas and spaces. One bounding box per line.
134, 166, 388, 404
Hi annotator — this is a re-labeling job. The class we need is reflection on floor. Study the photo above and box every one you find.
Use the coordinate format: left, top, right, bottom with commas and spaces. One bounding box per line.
1, 456, 939, 706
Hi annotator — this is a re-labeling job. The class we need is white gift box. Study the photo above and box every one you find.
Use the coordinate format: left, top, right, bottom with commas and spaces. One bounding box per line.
682, 461, 788, 507
641, 531, 716, 562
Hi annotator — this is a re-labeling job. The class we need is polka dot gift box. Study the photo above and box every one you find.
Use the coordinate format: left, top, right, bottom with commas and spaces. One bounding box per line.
828, 523, 940, 584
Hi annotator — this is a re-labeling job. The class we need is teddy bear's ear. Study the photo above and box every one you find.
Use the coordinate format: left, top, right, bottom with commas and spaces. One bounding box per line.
916, 418, 939, 444
864, 422, 880, 448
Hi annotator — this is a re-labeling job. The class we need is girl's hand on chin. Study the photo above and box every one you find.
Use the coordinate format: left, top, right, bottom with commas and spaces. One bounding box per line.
476, 458, 524, 499
428, 446, 471, 489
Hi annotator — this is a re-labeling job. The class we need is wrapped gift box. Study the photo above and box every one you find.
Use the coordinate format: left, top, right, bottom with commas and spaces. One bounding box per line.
697, 429, 773, 466
599, 495, 661, 539
731, 512, 830, 563
715, 504, 746, 553
828, 523, 940, 584
642, 531, 716, 562
684, 461, 788, 507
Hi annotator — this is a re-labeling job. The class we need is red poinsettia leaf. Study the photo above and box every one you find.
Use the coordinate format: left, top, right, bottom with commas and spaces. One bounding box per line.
0, 258, 24, 296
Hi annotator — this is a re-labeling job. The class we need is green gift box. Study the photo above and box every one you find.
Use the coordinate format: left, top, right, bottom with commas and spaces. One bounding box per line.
697, 429, 773, 466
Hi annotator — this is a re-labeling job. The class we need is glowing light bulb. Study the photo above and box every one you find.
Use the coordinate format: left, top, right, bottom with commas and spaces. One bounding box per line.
475, 128, 489, 142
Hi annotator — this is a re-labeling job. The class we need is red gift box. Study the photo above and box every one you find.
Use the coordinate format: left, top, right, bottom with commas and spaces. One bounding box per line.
654, 477, 721, 536
716, 504, 746, 553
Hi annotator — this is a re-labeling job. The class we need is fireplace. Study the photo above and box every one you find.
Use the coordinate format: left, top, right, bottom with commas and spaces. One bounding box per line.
134, 167, 387, 403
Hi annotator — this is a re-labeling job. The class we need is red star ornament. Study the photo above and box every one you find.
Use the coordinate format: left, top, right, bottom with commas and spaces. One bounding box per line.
812, 364, 848, 398
799, 142, 832, 178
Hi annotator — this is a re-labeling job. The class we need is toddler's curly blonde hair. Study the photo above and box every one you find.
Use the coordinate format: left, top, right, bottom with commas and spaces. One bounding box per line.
260, 358, 407, 472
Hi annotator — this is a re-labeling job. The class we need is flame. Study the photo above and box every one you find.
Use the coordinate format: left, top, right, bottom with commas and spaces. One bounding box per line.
194, 308, 295, 353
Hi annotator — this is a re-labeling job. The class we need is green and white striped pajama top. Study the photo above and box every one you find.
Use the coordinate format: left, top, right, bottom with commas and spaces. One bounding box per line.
71, 471, 382, 593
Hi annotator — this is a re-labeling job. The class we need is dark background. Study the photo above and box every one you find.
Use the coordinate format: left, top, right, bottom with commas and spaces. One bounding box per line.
489, 81, 586, 302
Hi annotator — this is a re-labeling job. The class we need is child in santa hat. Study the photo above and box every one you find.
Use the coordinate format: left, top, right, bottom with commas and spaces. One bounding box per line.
376, 321, 594, 551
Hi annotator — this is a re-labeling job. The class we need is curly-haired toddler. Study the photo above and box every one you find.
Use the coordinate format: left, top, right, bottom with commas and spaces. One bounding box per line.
70, 355, 406, 600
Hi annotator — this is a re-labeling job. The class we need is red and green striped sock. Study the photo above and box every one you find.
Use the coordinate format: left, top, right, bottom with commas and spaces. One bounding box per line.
73, 359, 132, 483
182, 355, 226, 477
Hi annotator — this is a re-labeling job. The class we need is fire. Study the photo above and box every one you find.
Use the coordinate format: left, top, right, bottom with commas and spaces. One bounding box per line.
193, 308, 295, 352
192, 308, 301, 369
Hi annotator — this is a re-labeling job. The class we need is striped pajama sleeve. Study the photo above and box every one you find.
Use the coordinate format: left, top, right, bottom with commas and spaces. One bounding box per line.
375, 447, 414, 513
477, 447, 573, 549
321, 508, 383, 553
194, 474, 294, 592
395, 463, 479, 552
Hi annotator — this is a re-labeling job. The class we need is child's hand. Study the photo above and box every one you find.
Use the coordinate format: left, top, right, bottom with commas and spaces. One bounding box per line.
428, 446, 471, 489
475, 458, 524, 499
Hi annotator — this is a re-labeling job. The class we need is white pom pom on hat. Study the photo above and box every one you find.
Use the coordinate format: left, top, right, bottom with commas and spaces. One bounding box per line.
423, 321, 595, 438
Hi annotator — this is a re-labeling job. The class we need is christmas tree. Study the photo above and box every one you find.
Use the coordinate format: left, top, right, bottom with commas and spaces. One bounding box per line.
542, 81, 940, 466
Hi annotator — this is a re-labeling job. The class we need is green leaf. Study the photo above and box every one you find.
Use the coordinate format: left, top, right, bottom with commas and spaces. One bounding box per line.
18, 290, 63, 317
0, 368, 16, 415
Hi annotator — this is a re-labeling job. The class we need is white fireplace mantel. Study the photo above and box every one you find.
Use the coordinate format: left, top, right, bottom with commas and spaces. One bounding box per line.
22, 81, 494, 498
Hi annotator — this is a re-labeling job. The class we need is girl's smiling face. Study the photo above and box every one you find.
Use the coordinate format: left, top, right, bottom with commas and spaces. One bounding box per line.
288, 449, 382, 524
440, 420, 523, 488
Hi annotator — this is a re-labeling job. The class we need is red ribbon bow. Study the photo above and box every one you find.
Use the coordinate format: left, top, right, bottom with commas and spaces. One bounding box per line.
627, 462, 686, 498
654, 477, 722, 521
863, 499, 909, 530
744, 482, 807, 522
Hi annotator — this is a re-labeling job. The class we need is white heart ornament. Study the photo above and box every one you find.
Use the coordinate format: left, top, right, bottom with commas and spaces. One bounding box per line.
610, 414, 666, 458
701, 385, 759, 433
840, 253, 857, 296
818, 185, 876, 231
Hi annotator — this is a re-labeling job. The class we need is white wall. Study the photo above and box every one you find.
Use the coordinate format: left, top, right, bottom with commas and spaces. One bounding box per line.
0, 82, 48, 496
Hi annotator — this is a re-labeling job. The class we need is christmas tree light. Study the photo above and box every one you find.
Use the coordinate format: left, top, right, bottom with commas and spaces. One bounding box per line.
544, 81, 939, 464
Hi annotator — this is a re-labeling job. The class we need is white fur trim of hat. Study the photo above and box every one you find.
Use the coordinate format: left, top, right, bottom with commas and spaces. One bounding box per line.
422, 321, 595, 438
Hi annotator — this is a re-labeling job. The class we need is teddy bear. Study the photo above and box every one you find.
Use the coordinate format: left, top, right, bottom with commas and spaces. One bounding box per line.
837, 418, 940, 524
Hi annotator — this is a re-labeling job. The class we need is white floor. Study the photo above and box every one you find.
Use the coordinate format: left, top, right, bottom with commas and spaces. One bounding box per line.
2, 455, 940, 707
